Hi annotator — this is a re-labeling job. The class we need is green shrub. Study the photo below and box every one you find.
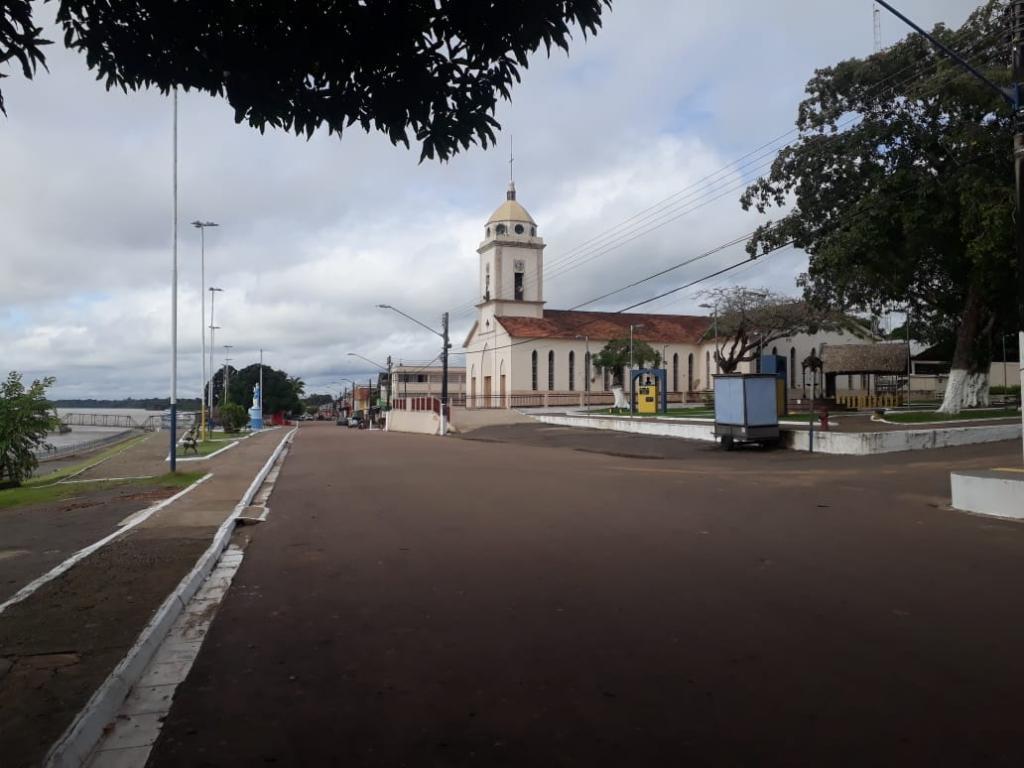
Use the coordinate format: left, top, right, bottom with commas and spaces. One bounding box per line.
0, 372, 59, 487
990, 385, 1021, 396
219, 403, 249, 433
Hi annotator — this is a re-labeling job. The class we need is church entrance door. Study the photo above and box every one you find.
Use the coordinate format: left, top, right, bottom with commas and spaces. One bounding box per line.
484, 375, 492, 407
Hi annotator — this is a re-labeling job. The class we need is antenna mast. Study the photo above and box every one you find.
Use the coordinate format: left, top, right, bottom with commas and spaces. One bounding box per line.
873, 3, 882, 53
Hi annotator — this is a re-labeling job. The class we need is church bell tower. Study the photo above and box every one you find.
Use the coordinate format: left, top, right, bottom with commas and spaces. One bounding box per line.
477, 181, 545, 328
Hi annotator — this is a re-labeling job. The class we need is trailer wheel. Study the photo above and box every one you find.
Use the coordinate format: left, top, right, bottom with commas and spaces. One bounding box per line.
721, 435, 734, 451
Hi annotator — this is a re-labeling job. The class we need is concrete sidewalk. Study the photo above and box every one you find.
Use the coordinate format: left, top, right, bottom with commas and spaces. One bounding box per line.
0, 428, 287, 768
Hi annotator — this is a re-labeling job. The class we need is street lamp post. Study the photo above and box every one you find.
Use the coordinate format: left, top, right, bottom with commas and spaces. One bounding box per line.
170, 87, 179, 472
700, 302, 720, 375
576, 335, 591, 410
192, 221, 218, 441
208, 287, 222, 430
629, 323, 645, 416
377, 305, 450, 436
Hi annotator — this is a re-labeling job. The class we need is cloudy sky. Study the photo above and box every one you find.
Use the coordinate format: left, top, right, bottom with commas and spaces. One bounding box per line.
0, 0, 975, 399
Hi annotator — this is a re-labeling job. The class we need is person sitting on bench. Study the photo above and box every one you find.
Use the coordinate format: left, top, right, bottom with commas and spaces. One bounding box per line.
181, 428, 199, 455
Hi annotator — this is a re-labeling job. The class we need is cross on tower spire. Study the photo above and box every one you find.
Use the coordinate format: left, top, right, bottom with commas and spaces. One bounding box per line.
506, 135, 516, 200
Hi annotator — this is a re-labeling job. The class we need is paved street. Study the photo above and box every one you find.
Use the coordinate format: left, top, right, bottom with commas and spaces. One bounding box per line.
152, 423, 1023, 767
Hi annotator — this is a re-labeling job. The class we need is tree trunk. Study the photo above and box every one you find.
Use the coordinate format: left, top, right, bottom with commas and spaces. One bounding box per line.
938, 283, 993, 414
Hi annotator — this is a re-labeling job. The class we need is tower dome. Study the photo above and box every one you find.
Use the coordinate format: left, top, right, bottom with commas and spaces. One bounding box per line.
487, 181, 535, 227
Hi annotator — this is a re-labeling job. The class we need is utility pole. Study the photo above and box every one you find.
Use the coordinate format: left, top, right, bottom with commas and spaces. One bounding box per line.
223, 345, 233, 404
386, 355, 393, 409
441, 312, 450, 436
876, 0, 1024, 462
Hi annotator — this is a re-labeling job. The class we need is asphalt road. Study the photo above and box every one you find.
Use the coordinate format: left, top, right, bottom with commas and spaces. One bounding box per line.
151, 423, 1024, 767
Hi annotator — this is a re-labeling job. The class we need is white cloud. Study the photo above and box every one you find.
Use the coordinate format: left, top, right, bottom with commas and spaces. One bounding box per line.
0, 0, 979, 396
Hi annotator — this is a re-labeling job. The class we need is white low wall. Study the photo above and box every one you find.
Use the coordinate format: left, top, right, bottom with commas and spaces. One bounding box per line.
951, 472, 1024, 520
784, 423, 1021, 455
533, 413, 1021, 456
533, 413, 716, 442
387, 409, 441, 436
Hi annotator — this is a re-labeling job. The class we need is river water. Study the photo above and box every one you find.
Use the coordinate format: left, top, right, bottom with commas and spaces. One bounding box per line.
44, 408, 165, 451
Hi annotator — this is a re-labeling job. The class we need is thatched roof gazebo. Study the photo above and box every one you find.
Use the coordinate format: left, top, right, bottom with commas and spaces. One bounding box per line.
820, 342, 909, 404
822, 343, 908, 376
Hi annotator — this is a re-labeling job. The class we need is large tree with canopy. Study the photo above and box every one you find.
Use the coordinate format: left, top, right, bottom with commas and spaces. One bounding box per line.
1, 0, 611, 161
740, 1, 1014, 413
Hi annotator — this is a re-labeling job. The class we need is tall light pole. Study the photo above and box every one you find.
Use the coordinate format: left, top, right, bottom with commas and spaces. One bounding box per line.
576, 335, 591, 410
170, 87, 179, 472
377, 304, 450, 435
208, 287, 223, 430
192, 221, 218, 441
629, 323, 645, 416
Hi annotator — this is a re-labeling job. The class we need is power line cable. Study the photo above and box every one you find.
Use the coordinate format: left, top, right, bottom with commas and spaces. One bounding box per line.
447, 27, 1000, 321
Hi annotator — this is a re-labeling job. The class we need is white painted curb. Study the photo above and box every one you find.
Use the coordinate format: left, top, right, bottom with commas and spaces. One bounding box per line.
533, 414, 1021, 455
43, 427, 298, 768
0, 473, 214, 616
168, 439, 239, 463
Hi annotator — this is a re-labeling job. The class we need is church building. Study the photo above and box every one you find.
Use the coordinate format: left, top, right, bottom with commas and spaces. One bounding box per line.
462, 182, 877, 407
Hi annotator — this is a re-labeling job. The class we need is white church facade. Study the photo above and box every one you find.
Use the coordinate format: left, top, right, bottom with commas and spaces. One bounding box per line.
462, 183, 879, 407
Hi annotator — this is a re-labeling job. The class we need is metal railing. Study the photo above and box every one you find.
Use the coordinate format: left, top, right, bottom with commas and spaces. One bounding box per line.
59, 412, 163, 431
34, 429, 135, 461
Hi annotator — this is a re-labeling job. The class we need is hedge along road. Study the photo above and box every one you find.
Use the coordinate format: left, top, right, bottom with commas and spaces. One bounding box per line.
151, 422, 1023, 767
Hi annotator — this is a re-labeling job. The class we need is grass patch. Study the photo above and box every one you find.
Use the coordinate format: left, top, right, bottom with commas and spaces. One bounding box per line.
884, 408, 1020, 424
176, 438, 237, 458
28, 434, 149, 486
0, 471, 204, 511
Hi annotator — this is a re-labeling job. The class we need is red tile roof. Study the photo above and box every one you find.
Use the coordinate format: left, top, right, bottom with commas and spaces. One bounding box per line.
496, 310, 711, 344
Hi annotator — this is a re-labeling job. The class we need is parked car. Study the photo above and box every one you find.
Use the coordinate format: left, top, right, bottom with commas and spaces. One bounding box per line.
347, 411, 364, 428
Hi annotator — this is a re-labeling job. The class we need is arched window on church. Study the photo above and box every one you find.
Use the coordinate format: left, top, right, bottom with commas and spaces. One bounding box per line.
531, 351, 538, 391
568, 351, 575, 391
548, 350, 555, 391
687, 353, 694, 392
672, 353, 679, 392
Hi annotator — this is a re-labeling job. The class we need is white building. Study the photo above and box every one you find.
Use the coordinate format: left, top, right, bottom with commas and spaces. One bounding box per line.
463, 182, 877, 407
388, 365, 466, 399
